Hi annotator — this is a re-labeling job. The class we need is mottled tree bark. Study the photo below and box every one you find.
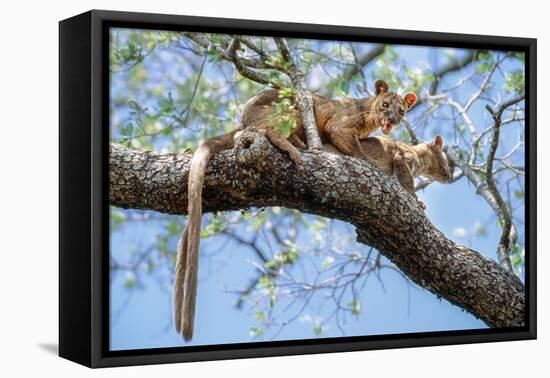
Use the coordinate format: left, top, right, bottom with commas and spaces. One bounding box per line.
109, 131, 525, 328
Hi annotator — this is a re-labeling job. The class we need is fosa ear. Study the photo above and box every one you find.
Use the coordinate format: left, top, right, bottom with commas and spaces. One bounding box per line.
434, 135, 443, 149
403, 92, 417, 109
375, 79, 389, 95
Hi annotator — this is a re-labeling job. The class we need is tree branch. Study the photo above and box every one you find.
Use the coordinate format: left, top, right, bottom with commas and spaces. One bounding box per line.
342, 44, 385, 82
412, 50, 485, 111
109, 133, 525, 328
226, 38, 284, 89
182, 33, 323, 150
274, 37, 323, 150
484, 94, 525, 271
430, 50, 483, 95
182, 32, 279, 71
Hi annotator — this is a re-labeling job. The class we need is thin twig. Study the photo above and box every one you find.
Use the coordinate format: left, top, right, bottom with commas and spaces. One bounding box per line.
342, 44, 385, 82
484, 94, 525, 271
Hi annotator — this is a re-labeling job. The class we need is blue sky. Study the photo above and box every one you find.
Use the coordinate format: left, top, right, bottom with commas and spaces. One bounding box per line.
109, 29, 525, 351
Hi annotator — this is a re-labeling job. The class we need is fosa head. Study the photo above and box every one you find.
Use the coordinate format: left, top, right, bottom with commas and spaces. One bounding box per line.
373, 79, 417, 135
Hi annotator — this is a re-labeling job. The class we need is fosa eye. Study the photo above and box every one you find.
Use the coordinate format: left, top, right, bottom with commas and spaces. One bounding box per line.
399, 109, 404, 116
382, 102, 389, 108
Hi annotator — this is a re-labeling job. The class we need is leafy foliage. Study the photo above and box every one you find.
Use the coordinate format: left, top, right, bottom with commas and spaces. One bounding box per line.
268, 88, 298, 138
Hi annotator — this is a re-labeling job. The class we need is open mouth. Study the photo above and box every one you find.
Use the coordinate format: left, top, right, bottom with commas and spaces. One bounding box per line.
378, 116, 394, 135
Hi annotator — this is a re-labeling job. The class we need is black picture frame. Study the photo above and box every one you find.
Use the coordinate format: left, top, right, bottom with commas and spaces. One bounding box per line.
59, 9, 537, 368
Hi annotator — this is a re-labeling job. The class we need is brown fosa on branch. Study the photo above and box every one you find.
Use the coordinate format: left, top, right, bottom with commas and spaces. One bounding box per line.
172, 80, 417, 340
241, 80, 417, 158
325, 135, 452, 210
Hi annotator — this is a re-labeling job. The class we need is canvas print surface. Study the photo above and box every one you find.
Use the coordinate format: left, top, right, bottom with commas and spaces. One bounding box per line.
108, 27, 526, 351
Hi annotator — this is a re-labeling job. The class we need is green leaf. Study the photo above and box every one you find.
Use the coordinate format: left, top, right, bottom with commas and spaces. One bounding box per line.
339, 81, 350, 95
127, 99, 142, 111
273, 117, 296, 139
156, 234, 169, 255
504, 70, 525, 94
278, 87, 295, 99
259, 275, 274, 289
254, 311, 265, 321
161, 125, 174, 136
384, 45, 398, 61
146, 258, 155, 273
158, 92, 175, 113
124, 272, 137, 289
511, 51, 525, 61
474, 224, 487, 237
478, 51, 492, 61
321, 256, 335, 270
249, 327, 264, 337
119, 122, 134, 137
512, 254, 522, 267
286, 251, 299, 264
167, 220, 179, 236
475, 62, 490, 74
348, 299, 361, 315
111, 209, 126, 225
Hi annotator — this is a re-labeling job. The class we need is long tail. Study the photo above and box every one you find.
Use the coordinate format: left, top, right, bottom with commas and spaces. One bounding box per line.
173, 129, 240, 341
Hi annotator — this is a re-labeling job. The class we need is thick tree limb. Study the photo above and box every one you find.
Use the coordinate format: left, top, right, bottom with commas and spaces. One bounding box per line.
109, 132, 525, 328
